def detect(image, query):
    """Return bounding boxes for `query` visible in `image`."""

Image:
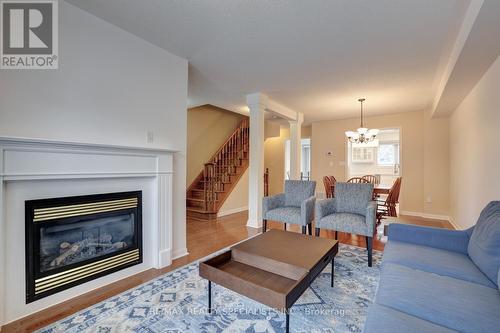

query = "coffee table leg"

[285,311,289,333]
[331,258,335,287]
[208,280,212,314]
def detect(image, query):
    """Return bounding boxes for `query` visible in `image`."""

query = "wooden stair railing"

[264,168,269,197]
[187,119,250,220]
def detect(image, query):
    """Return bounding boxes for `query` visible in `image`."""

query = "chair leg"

[308,223,312,235]
[315,227,320,237]
[283,223,286,231]
[335,231,338,240]
[301,226,306,234]
[366,236,373,267]
[262,219,267,233]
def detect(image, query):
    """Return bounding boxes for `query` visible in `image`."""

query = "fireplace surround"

[25,191,143,303]
[0,137,182,327]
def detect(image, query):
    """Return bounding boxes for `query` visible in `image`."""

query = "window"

[377,143,399,166]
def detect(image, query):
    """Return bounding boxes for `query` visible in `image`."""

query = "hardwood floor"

[2,211,452,332]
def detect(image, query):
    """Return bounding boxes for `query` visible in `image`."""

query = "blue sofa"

[364,201,500,333]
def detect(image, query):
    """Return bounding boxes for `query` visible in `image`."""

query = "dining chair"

[377,177,402,223]
[323,176,336,198]
[362,175,379,185]
[347,177,370,184]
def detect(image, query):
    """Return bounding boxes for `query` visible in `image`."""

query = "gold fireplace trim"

[33,198,138,222]
[35,249,140,294]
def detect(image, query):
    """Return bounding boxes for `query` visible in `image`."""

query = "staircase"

[186,118,250,220]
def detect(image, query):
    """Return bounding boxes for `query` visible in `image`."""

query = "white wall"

[0,1,188,270]
[218,169,249,217]
[449,55,500,228]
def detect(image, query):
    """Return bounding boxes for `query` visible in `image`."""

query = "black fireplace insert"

[25,191,142,303]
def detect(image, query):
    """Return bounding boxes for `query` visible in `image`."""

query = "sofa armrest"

[315,198,336,223]
[262,193,285,216]
[388,223,473,254]
[365,201,377,235]
[301,196,316,225]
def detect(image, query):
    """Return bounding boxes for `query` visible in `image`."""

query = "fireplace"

[25,191,143,303]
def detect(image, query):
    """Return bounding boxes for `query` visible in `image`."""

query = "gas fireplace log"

[87,241,127,249]
[50,243,82,267]
[50,240,128,267]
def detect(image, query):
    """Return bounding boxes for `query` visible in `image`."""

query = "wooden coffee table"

[199,229,339,332]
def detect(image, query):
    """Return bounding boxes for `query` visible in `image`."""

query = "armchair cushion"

[317,213,368,235]
[467,201,500,286]
[334,182,373,215]
[265,207,301,225]
[284,180,316,207]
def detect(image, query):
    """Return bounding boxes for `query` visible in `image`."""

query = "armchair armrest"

[388,223,473,254]
[365,201,377,235]
[301,196,316,225]
[315,198,336,222]
[262,193,285,216]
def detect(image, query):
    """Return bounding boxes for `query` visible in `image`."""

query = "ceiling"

[66,0,472,123]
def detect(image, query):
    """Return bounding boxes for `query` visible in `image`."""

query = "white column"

[289,112,304,180]
[246,93,267,228]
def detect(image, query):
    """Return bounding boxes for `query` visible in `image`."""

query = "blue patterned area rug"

[38,244,382,333]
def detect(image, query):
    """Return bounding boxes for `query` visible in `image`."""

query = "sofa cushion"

[383,241,495,288]
[318,213,368,235]
[284,180,315,207]
[363,303,456,333]
[264,207,301,225]
[375,263,500,333]
[334,182,373,215]
[468,201,500,286]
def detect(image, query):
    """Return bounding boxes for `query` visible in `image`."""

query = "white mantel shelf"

[0,137,175,326]
[0,136,179,153]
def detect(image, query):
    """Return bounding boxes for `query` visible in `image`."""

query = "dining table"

[373,184,391,195]
[330,183,391,196]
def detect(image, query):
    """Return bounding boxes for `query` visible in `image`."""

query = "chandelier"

[345,98,379,144]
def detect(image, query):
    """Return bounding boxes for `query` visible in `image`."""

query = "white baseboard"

[400,211,451,222]
[171,248,189,260]
[217,206,248,218]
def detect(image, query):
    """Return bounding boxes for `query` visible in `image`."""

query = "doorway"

[285,138,311,180]
[347,128,401,186]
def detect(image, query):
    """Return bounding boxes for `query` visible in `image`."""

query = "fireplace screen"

[39,213,136,272]
[26,191,142,303]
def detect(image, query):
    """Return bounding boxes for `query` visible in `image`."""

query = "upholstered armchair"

[315,182,377,266]
[262,180,316,235]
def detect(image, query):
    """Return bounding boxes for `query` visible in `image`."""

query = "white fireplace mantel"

[0,137,176,326]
